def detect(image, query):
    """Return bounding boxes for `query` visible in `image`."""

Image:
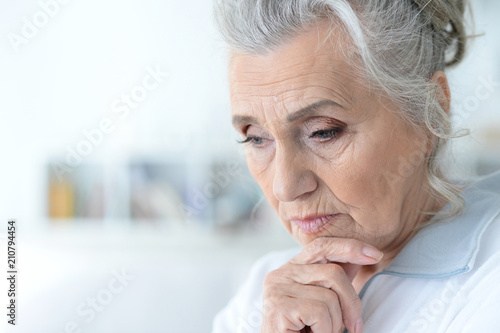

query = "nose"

[272,143,317,202]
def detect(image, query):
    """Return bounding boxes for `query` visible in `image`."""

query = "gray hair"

[214,0,470,220]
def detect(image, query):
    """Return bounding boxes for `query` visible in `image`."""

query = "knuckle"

[266,299,294,331]
[265,266,293,285]
[324,289,339,305]
[310,236,328,252]
[262,283,277,299]
[262,298,276,315]
[340,240,356,257]
[303,299,329,320]
[276,315,291,332]
[262,280,277,298]
[263,296,286,318]
[327,263,345,277]
[316,300,331,319]
[263,271,274,284]
[263,269,280,285]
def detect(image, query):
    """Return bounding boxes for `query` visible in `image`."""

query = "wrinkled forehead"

[228,22,364,118]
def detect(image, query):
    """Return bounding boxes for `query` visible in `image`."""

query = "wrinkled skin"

[229,21,450,333]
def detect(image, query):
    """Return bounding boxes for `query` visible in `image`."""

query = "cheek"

[321,127,408,217]
[246,153,278,208]
[333,121,427,226]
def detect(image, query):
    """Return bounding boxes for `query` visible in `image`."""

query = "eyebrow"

[231,99,343,127]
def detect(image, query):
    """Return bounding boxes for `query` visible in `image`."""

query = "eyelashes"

[237,136,264,145]
[309,127,344,141]
[237,126,344,146]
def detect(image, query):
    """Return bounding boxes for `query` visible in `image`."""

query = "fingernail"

[362,246,384,261]
[355,318,363,333]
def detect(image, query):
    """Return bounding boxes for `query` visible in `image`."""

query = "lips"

[289,214,340,235]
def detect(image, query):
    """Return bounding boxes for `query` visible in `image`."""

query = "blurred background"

[0,0,499,332]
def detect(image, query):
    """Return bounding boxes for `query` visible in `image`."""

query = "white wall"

[0,0,236,228]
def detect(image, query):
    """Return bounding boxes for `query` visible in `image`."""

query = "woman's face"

[229,23,433,252]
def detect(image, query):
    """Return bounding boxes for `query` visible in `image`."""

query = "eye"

[238,136,265,146]
[236,125,271,147]
[310,127,343,141]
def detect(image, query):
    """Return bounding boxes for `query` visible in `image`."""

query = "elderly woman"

[212,0,500,332]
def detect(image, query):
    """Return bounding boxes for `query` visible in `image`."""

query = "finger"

[292,298,340,333]
[264,296,336,333]
[301,298,342,333]
[286,263,362,333]
[291,237,384,265]
[271,282,341,332]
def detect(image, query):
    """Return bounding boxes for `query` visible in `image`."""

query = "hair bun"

[413,0,467,66]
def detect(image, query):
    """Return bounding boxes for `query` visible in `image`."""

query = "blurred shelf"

[23,217,298,254]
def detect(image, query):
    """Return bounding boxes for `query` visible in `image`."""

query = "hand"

[260,237,384,333]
